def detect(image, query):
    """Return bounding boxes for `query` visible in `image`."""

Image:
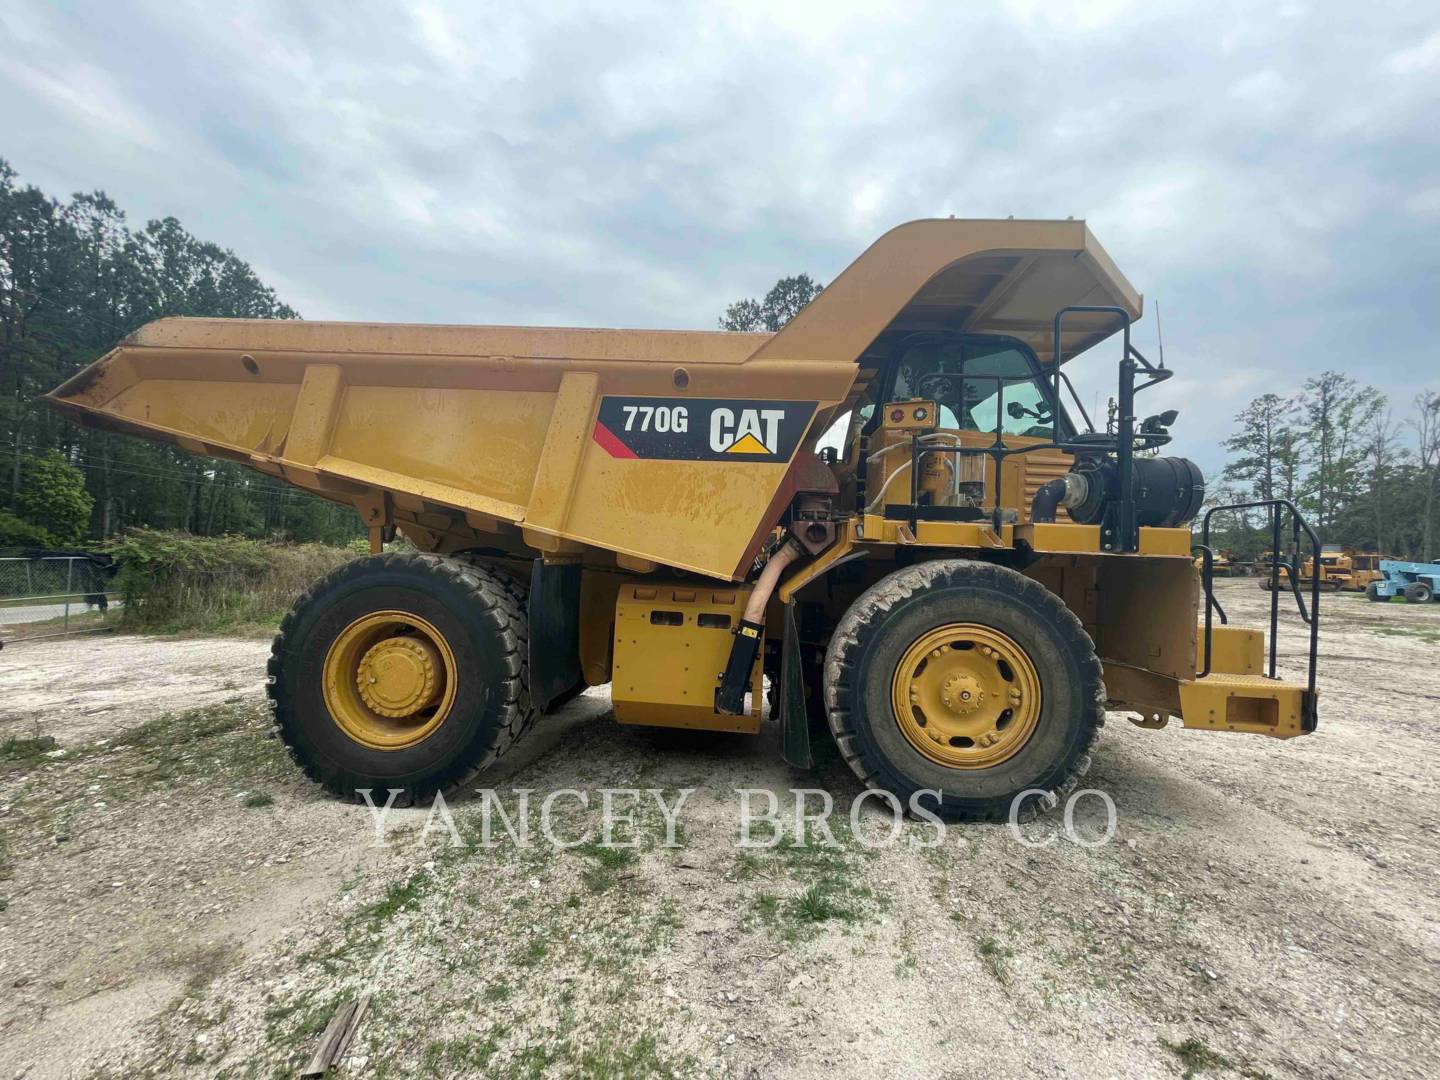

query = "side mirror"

[1006,401,1026,419]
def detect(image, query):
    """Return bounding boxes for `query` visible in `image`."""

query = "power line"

[0,283,138,337]
[0,447,330,503]
[3,280,293,331]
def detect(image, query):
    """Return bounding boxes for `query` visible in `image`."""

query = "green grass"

[483,980,513,1003]
[977,936,1014,984]
[356,872,428,928]
[262,991,354,1064]
[577,1033,680,1079]
[1158,1036,1275,1079]
[734,815,884,943]
[242,791,275,808]
[791,882,856,925]
[513,937,549,967]
[421,1032,503,1073]
[0,733,58,769]
[0,703,290,822]
[1373,624,1440,644]
[749,875,867,942]
[238,786,700,1076]
[201,818,696,1077]
[81,703,292,802]
[572,840,638,894]
[753,891,781,922]
[1161,1037,1227,1078]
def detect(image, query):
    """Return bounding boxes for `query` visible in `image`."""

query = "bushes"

[107,529,356,633]
[4,452,93,547]
[0,510,54,549]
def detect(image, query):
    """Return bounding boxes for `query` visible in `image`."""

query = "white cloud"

[0,56,161,150]
[1385,27,1440,74]
[1002,0,1140,32]
[1405,186,1440,220]
[1229,69,1297,114]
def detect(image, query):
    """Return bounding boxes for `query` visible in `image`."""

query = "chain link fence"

[0,554,123,643]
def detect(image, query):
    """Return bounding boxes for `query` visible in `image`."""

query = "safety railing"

[893,372,1029,536]
[1195,499,1320,731]
[869,305,1174,551]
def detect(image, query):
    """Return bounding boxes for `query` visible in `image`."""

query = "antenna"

[1155,300,1166,369]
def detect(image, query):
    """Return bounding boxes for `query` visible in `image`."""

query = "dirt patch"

[0,634,270,746]
[0,582,1437,1078]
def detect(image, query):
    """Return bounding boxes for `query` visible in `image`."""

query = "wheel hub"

[891,623,1042,770]
[356,636,442,718]
[322,611,457,750]
[939,672,985,716]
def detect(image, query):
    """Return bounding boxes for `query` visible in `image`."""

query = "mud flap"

[780,602,814,769]
[528,561,583,713]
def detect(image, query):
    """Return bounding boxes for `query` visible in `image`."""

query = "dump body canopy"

[47,219,1140,580]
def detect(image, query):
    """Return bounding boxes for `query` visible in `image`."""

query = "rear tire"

[268,553,536,804]
[1405,582,1433,603]
[824,560,1104,822]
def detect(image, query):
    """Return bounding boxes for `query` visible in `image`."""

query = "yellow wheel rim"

[890,623,1042,769]
[322,611,457,750]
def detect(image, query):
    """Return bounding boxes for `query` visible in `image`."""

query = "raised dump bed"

[48,219,1321,821]
[47,219,1130,580]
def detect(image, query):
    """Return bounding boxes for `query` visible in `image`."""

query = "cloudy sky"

[2,0,1437,471]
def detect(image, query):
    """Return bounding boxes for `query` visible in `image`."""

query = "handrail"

[871,306,1176,551]
[1198,499,1321,732]
[1052,305,1173,551]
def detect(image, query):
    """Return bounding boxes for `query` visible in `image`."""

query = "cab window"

[815,402,875,459]
[891,338,1064,439]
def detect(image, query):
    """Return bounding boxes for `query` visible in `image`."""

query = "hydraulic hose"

[742,538,802,624]
[719,538,804,715]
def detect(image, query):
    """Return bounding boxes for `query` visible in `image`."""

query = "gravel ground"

[0,581,1437,1079]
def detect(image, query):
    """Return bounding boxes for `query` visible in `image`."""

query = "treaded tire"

[1404,582,1432,603]
[268,553,536,804]
[823,559,1105,822]
[1366,582,1386,603]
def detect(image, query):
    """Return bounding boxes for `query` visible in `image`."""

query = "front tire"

[268,553,536,804]
[824,560,1104,822]
[1366,582,1386,603]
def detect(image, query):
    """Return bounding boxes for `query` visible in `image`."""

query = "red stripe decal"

[592,420,637,459]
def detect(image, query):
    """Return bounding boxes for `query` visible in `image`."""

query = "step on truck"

[47,219,1322,820]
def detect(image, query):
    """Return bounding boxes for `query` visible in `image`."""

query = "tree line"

[1215,375,1439,561]
[0,159,361,549]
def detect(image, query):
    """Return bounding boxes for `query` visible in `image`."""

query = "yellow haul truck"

[47,219,1321,820]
